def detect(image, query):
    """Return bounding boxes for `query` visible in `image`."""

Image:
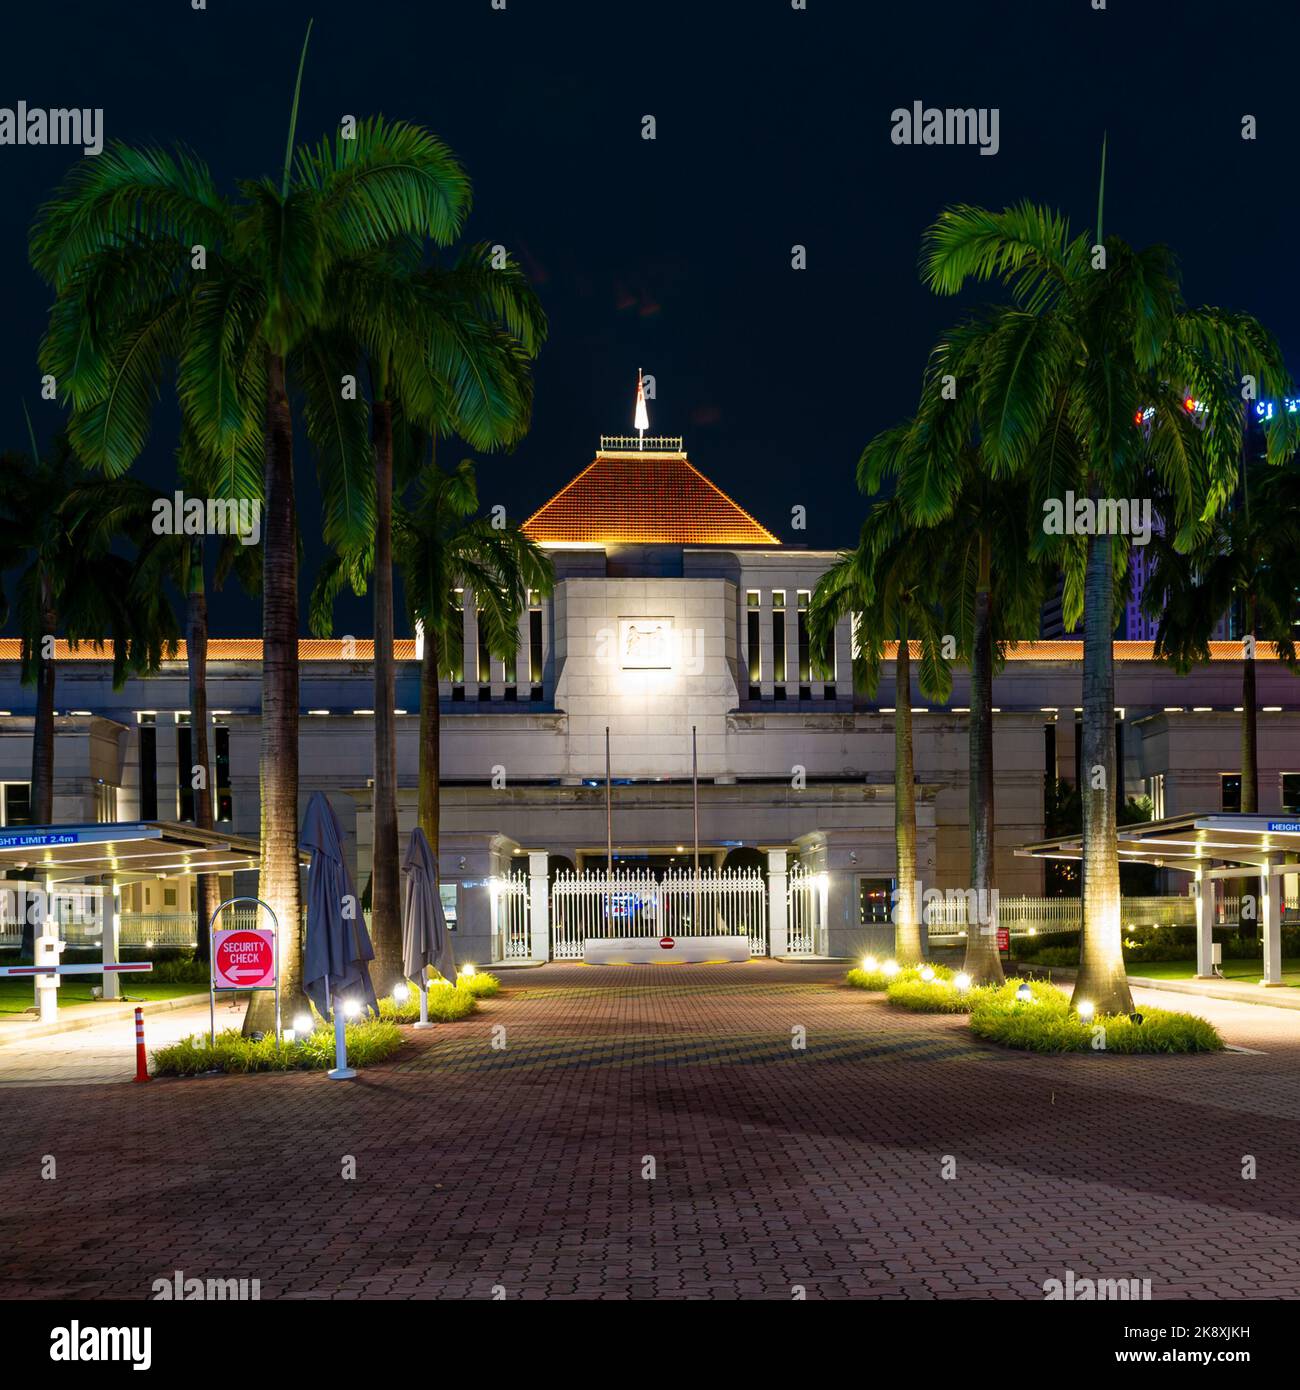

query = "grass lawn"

[1123,958,1300,988]
[0,976,206,1015]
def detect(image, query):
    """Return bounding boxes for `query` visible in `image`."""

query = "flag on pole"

[634,367,650,445]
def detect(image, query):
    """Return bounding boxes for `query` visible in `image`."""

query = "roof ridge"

[679,456,779,544]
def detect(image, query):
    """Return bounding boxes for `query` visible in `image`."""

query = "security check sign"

[212,929,277,991]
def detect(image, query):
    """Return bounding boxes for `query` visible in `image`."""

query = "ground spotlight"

[1076,1000,1095,1021]
[1015,982,1033,1003]
[393,982,410,1003]
[863,955,878,972]
[920,965,935,982]
[882,960,900,977]
[954,972,971,992]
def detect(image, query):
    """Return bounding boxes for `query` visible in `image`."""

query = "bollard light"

[1015,982,1033,1003]
[393,982,410,1004]
[955,972,971,993]
[1076,1000,1095,1021]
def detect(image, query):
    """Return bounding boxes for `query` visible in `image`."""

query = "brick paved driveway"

[2,961,1299,1300]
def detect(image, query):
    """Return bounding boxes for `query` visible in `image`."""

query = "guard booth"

[1017,813,1300,987]
[0,822,272,1012]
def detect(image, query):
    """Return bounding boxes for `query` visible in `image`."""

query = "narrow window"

[138,717,157,821]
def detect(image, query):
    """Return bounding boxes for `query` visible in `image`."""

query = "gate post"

[767,849,788,958]
[529,851,551,961]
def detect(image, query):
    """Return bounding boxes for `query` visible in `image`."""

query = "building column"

[767,849,788,958]
[529,850,550,962]
[102,876,121,1000]
[1193,866,1212,979]
[1263,867,1283,986]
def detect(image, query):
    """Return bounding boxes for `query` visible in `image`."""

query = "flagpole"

[605,726,613,931]
[692,725,700,928]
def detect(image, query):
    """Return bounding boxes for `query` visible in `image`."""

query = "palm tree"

[30,27,473,1017]
[1144,457,1300,812]
[918,162,1291,1013]
[864,414,1050,983]
[313,458,553,864]
[66,432,261,960]
[0,427,179,956]
[809,494,951,964]
[403,463,553,854]
[299,239,545,984]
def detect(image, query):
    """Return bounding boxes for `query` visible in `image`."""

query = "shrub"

[457,971,501,999]
[152,1019,404,1076]
[150,955,212,984]
[968,979,1223,1054]
[846,962,953,993]
[379,983,478,1024]
[887,975,983,1013]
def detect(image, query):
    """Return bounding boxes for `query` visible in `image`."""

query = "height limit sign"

[212,929,277,991]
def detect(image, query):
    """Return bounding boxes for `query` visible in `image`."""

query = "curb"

[1019,963,1300,1012]
[0,991,211,1047]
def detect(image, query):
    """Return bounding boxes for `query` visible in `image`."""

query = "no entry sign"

[212,929,277,991]
[659,936,674,950]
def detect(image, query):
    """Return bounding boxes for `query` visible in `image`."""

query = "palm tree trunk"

[963,537,1003,984]
[1241,596,1258,814]
[418,629,441,855]
[1241,594,1259,941]
[246,353,302,1033]
[186,541,219,965]
[23,597,57,959]
[369,398,402,990]
[31,589,57,826]
[1073,524,1132,1015]
[894,630,923,964]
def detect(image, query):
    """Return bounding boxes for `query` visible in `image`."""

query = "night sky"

[2,0,1296,634]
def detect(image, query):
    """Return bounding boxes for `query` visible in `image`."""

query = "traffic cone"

[132,1007,150,1084]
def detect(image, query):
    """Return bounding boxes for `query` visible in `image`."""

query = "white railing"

[491,876,532,961]
[787,865,824,955]
[925,895,1204,939]
[0,908,283,952]
[551,868,766,960]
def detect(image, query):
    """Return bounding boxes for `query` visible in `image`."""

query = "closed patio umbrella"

[402,827,457,1026]
[302,791,378,1025]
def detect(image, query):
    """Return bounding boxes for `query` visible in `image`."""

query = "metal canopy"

[0,821,292,883]
[1017,813,1300,875]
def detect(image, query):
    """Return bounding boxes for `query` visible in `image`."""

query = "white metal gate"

[551,867,767,960]
[787,864,824,955]
[492,875,532,960]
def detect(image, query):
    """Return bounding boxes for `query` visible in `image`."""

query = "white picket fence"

[551,867,767,960]
[923,894,1209,939]
[492,876,533,960]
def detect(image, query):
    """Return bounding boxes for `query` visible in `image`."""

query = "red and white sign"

[660,936,674,951]
[212,929,277,991]
[996,927,1010,953]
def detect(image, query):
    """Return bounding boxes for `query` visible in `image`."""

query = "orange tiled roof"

[521,452,779,545]
[0,639,419,662]
[0,638,1284,664]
